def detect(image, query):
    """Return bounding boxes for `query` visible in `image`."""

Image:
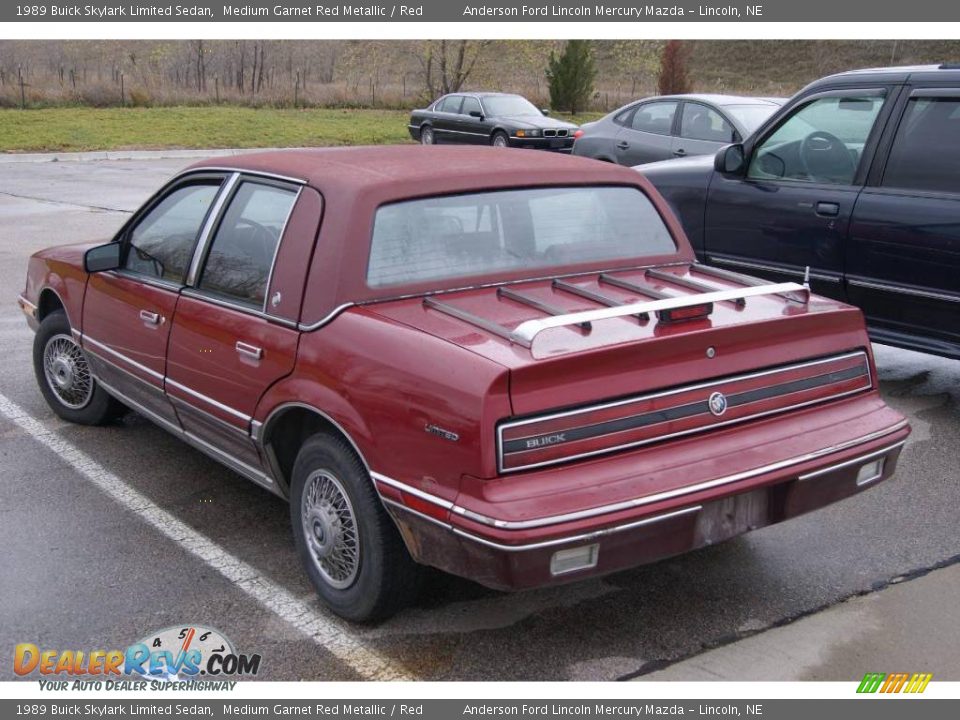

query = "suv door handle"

[673,149,687,157]
[616,141,629,150]
[816,202,840,217]
[139,310,160,325]
[235,341,262,361]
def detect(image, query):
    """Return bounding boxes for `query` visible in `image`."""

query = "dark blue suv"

[641,64,960,360]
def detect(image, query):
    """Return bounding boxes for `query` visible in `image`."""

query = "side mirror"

[84,242,121,273]
[541,108,551,116]
[714,144,746,176]
[469,110,484,120]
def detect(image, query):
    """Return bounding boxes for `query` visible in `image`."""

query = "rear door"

[673,101,738,159]
[432,95,464,142]
[847,88,960,355]
[704,88,895,300]
[81,174,226,429]
[165,176,306,478]
[615,100,678,165]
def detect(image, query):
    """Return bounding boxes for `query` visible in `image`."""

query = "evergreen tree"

[546,40,596,114]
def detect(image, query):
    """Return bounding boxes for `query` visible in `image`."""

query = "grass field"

[0,106,603,153]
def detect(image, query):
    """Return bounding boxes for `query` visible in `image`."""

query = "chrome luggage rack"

[423,264,811,351]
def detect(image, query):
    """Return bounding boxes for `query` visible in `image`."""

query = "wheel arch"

[37,287,67,322]
[259,401,376,500]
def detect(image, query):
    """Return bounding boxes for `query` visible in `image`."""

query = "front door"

[81,175,226,429]
[165,177,302,478]
[704,89,892,300]
[847,88,960,356]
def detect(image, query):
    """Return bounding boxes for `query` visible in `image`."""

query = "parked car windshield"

[367,186,677,288]
[482,95,541,117]
[724,104,780,134]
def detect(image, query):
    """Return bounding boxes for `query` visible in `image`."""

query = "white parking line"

[0,391,413,681]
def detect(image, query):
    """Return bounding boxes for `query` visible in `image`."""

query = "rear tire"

[290,433,422,622]
[420,125,435,145]
[32,310,126,425]
[491,131,510,148]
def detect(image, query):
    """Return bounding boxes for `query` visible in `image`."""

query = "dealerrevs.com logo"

[14,625,261,689]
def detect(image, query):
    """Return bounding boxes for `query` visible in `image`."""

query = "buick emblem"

[708,392,728,417]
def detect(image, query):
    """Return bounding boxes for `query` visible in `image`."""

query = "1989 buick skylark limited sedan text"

[18,147,909,621]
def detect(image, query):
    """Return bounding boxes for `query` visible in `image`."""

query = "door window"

[437,96,463,113]
[461,96,482,116]
[630,102,678,136]
[680,104,736,143]
[124,183,220,283]
[748,94,885,184]
[197,182,298,309]
[883,96,960,194]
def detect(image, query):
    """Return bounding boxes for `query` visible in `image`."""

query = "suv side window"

[680,103,736,143]
[124,182,220,283]
[197,181,298,308]
[631,102,677,135]
[883,95,960,194]
[748,94,885,185]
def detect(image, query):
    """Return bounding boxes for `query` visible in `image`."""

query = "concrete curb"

[0,147,312,164]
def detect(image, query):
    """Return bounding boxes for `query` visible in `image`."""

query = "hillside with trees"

[1,39,958,111]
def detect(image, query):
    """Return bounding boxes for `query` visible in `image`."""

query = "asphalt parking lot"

[1,153,958,682]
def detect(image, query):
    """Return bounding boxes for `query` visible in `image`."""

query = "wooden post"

[120,73,125,106]
[295,71,300,107]
[215,75,220,103]
[19,65,26,109]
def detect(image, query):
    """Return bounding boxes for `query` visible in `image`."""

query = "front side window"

[748,94,885,185]
[197,182,298,308]
[630,102,678,136]
[367,186,677,288]
[883,96,960,194]
[124,183,220,283]
[461,97,482,116]
[680,104,736,143]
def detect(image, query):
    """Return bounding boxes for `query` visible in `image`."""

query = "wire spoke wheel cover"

[43,334,94,410]
[301,470,361,589]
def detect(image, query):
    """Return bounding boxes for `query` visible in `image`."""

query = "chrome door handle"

[616,141,629,150]
[235,341,262,360]
[673,149,687,157]
[816,201,840,217]
[139,310,160,325]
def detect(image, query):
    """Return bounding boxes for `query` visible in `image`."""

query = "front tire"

[290,433,422,622]
[32,310,125,425]
[419,125,435,145]
[491,131,510,148]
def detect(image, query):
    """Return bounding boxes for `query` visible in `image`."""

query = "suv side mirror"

[541,108,551,116]
[84,242,121,273]
[469,110,484,120]
[715,143,747,176]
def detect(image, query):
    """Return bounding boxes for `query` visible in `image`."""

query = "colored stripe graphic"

[857,672,932,693]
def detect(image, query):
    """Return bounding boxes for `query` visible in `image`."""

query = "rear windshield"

[366,186,676,288]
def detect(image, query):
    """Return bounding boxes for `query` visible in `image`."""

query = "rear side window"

[125,183,220,283]
[631,102,678,136]
[367,186,677,288]
[680,104,736,143]
[437,96,463,113]
[883,96,960,194]
[198,182,298,308]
